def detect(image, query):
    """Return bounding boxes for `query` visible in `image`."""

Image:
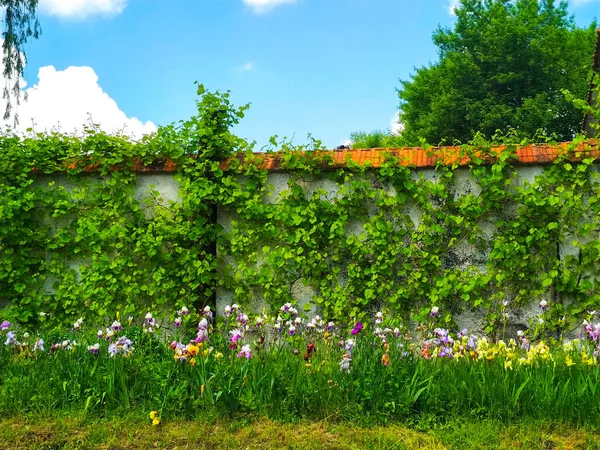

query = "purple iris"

[0,321,11,331]
[434,328,453,345]
[584,321,600,341]
[351,322,363,335]
[438,346,454,359]
[4,331,18,346]
[195,328,209,343]
[467,335,477,350]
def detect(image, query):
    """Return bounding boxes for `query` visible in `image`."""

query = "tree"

[398,0,597,145]
[1,0,40,121]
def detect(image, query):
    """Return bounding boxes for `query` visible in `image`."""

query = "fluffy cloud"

[391,113,404,135]
[9,65,155,139]
[240,62,254,72]
[39,0,127,19]
[243,0,296,13]
[448,0,460,15]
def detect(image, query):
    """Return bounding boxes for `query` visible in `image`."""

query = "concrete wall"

[215,163,600,336]
[29,162,599,335]
[32,173,181,293]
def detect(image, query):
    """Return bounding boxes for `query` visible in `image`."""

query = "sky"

[8,0,600,148]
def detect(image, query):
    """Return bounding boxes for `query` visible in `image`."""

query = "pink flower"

[229,329,243,349]
[237,344,252,359]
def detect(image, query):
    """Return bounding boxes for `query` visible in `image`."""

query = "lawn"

[1,417,599,449]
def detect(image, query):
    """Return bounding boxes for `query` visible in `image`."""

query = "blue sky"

[17,0,600,148]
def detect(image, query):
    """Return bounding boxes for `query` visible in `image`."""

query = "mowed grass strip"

[0,418,442,450]
[1,418,600,450]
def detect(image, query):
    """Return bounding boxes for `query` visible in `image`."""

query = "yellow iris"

[565,355,575,367]
[187,344,200,356]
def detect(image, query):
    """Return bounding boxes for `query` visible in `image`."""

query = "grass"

[0,417,599,450]
[5,317,600,448]
[4,335,600,427]
[4,324,600,428]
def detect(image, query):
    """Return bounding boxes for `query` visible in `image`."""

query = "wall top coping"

[34,140,599,174]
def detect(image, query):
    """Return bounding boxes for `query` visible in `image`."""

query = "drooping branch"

[1,0,40,123]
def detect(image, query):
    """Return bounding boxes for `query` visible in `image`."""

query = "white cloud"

[243,0,296,13]
[448,0,460,15]
[390,113,404,135]
[39,0,127,19]
[240,62,254,71]
[8,65,155,139]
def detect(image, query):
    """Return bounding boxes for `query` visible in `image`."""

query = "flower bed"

[2,305,600,426]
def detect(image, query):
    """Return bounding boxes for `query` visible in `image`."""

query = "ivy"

[1,85,600,339]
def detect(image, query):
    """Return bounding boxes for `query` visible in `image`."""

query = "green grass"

[3,329,600,427]
[0,417,599,450]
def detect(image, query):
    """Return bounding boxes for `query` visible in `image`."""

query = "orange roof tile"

[30,141,599,174]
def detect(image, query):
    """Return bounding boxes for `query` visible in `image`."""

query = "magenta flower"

[229,329,243,348]
[0,320,11,331]
[351,322,363,335]
[237,344,252,359]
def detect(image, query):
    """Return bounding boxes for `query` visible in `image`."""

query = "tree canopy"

[398,0,597,145]
[1,0,40,121]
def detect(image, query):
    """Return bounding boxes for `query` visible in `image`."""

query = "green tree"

[1,0,40,121]
[398,0,597,145]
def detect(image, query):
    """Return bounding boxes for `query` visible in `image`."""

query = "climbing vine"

[1,84,600,339]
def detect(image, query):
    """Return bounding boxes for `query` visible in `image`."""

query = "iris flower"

[237,344,252,359]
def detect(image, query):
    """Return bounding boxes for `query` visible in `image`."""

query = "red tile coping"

[31,141,600,174]
[249,141,599,171]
